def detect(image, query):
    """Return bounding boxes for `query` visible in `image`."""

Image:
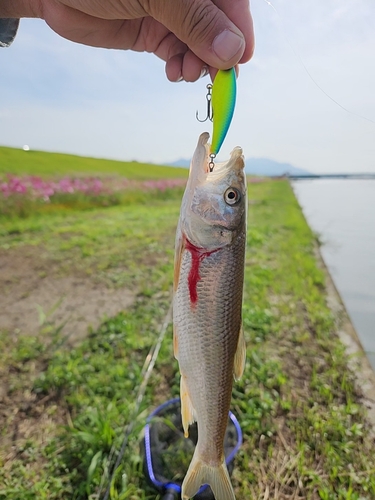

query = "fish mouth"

[189,132,244,184]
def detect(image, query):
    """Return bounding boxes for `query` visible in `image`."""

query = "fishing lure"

[196,68,237,171]
[211,68,237,157]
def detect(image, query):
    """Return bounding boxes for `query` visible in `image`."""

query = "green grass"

[0,146,188,179]
[0,199,179,288]
[1,178,374,499]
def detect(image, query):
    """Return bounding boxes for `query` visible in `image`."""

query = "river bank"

[292,178,375,370]
[290,179,375,428]
[1,176,375,499]
[314,244,375,429]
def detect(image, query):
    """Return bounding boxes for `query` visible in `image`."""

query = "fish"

[173,132,247,500]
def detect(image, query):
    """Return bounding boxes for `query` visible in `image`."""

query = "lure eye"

[224,187,241,206]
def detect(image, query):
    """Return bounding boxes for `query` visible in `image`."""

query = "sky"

[1,0,374,173]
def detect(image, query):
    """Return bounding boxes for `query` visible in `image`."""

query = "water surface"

[292,179,375,369]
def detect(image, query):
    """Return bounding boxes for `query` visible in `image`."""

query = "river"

[292,179,375,370]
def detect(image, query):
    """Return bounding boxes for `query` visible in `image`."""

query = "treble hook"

[196,84,213,122]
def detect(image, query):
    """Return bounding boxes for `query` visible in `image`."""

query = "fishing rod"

[98,304,173,500]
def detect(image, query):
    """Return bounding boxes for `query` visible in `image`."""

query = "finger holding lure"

[196,68,237,171]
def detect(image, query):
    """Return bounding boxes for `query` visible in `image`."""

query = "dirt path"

[0,245,135,344]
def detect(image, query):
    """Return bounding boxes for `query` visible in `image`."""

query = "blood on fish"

[185,238,218,306]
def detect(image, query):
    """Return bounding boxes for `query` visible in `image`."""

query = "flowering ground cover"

[0,175,187,200]
[0,174,186,217]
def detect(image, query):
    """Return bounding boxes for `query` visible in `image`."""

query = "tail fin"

[181,451,236,500]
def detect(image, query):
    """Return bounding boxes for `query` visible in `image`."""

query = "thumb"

[144,0,246,69]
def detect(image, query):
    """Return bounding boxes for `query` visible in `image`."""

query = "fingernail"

[200,66,209,79]
[213,30,245,63]
[176,73,184,82]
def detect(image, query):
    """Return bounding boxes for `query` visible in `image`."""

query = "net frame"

[143,397,243,498]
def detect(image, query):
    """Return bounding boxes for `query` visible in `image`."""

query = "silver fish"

[173,132,247,500]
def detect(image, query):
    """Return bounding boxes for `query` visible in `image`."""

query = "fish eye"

[224,187,241,206]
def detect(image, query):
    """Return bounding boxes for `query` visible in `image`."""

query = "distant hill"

[166,158,191,168]
[167,157,311,177]
[245,158,310,177]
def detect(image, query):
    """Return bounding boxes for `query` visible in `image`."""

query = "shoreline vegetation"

[1,146,375,499]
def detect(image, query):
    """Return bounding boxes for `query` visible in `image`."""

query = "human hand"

[3,0,254,82]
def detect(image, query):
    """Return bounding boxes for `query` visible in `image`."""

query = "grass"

[0,199,179,288]
[0,146,188,179]
[1,169,374,499]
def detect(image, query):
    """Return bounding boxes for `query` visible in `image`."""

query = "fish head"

[180,132,247,250]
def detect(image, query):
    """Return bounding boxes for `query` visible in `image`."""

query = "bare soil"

[0,245,135,344]
[0,244,136,464]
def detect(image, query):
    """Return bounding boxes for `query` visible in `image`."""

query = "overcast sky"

[1,0,374,173]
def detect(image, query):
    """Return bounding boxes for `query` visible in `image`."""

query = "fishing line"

[260,0,375,126]
[98,301,173,500]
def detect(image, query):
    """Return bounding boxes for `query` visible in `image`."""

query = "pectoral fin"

[174,227,185,292]
[180,375,196,438]
[233,324,246,381]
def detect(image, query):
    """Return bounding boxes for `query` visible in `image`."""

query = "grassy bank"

[0,146,188,179]
[0,147,187,218]
[1,176,374,499]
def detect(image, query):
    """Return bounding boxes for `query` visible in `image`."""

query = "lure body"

[210,68,237,157]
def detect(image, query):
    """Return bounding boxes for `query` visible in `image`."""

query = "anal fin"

[180,375,196,437]
[233,324,246,381]
[173,325,179,359]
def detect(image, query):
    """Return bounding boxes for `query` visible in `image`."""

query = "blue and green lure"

[210,67,237,158]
